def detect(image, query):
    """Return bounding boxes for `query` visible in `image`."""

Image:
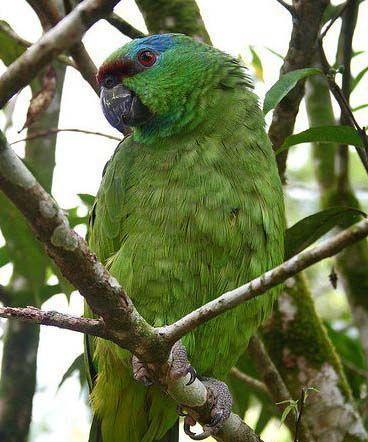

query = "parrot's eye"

[137,50,157,67]
[102,75,118,89]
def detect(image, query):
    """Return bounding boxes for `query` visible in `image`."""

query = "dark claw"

[207,411,223,428]
[188,431,212,441]
[184,416,212,440]
[184,420,196,438]
[186,367,197,386]
[176,405,187,417]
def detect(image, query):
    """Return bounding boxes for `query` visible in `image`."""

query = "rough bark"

[268,0,329,180]
[262,274,367,441]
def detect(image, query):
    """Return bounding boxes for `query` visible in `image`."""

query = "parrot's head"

[97,34,252,141]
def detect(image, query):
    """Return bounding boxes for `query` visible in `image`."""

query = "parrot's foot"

[132,355,153,386]
[132,341,196,387]
[183,377,232,440]
[168,341,196,385]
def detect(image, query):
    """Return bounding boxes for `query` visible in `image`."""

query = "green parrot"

[86,33,285,442]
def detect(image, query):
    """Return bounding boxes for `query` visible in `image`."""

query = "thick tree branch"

[0,0,120,108]
[0,21,76,68]
[268,0,329,180]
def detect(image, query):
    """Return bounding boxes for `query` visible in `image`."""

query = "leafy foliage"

[276,125,364,155]
[0,21,25,66]
[58,353,87,390]
[263,68,321,115]
[285,207,366,259]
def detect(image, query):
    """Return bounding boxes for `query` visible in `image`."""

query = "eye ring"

[137,49,157,67]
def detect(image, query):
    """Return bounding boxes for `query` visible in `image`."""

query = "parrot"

[86,33,285,442]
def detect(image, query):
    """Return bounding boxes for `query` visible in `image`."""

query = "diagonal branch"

[0,0,121,108]
[26,0,99,94]
[0,21,76,68]
[162,216,368,342]
[106,13,146,38]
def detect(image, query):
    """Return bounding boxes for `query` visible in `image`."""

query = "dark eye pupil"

[103,76,115,88]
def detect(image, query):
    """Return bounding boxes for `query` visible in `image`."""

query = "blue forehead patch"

[127,34,180,56]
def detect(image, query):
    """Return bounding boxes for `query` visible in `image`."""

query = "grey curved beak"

[100,84,133,135]
[100,84,152,135]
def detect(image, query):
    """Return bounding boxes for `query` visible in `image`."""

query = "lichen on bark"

[262,274,367,441]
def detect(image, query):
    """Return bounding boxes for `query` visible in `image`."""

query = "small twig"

[230,367,269,396]
[320,0,351,40]
[0,306,107,337]
[10,128,121,145]
[106,13,146,39]
[248,337,314,442]
[318,41,368,173]
[294,388,307,442]
[275,0,298,17]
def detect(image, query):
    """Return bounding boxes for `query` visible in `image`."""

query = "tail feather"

[157,420,179,442]
[88,415,103,442]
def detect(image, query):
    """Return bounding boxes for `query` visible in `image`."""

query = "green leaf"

[352,66,368,92]
[78,193,95,209]
[285,207,366,259]
[0,21,26,66]
[58,353,86,390]
[249,46,264,82]
[352,104,368,112]
[276,125,364,155]
[279,402,297,426]
[263,68,321,115]
[0,246,9,268]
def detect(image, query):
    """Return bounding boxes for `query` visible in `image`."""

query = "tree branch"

[318,42,368,172]
[268,0,329,181]
[230,367,269,396]
[0,21,76,68]
[106,13,146,38]
[275,0,297,17]
[248,336,314,442]
[0,0,120,108]
[163,215,368,343]
[10,128,121,145]
[0,306,107,337]
[26,0,99,94]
